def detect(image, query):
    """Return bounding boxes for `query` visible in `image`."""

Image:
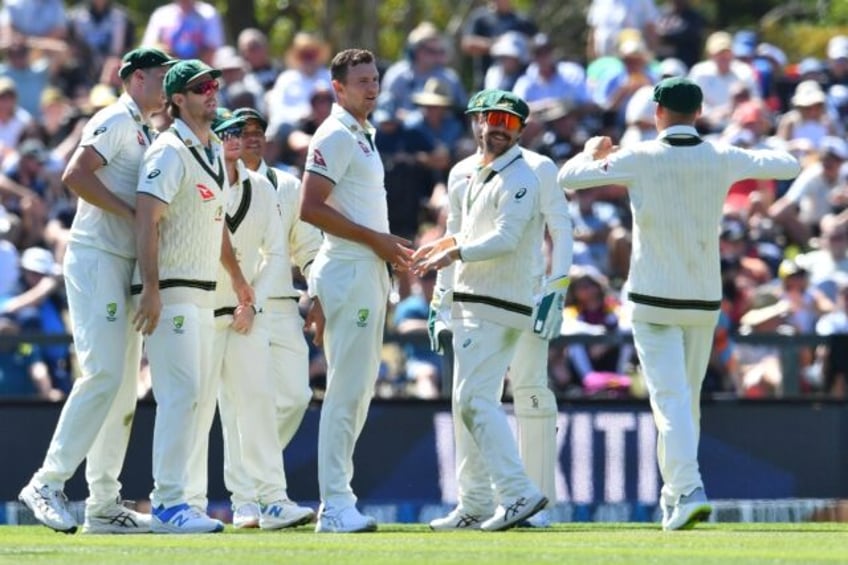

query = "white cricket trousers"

[222,298,313,507]
[34,244,141,510]
[451,317,538,513]
[145,302,214,509]
[632,319,717,507]
[310,256,389,509]
[187,314,286,509]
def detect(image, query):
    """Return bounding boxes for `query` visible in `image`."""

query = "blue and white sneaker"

[259,499,315,530]
[151,503,224,534]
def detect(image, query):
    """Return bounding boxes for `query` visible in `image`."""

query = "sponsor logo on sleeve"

[311,149,327,169]
[147,169,161,179]
[514,187,527,200]
[93,126,107,136]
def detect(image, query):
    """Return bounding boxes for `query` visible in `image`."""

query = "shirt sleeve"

[558,150,637,191]
[80,113,129,165]
[304,127,352,185]
[138,143,183,204]
[252,179,287,308]
[278,175,323,278]
[537,158,573,279]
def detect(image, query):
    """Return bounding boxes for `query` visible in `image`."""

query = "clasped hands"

[411,235,460,276]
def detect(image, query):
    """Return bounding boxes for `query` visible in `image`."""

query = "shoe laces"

[454,513,481,527]
[503,497,528,520]
[36,485,70,517]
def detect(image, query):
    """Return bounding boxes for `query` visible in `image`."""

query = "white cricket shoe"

[480,492,548,532]
[18,482,77,534]
[82,498,151,534]
[151,503,224,534]
[524,509,552,528]
[259,499,315,530]
[429,508,491,531]
[315,504,377,533]
[232,502,260,529]
[663,488,712,531]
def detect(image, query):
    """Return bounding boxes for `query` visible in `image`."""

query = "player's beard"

[483,131,514,157]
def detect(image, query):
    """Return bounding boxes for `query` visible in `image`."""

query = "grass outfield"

[2,523,848,564]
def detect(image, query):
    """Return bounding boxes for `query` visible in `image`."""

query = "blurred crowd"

[2,0,848,402]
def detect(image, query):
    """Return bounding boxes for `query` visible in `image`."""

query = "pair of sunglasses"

[219,127,243,140]
[185,79,220,96]
[483,110,523,131]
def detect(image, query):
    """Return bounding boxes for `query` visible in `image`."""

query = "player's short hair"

[330,49,375,83]
[168,101,182,120]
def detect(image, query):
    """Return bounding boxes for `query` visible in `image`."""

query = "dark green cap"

[118,47,176,80]
[233,107,268,130]
[164,59,222,99]
[465,89,497,114]
[483,90,530,122]
[652,77,703,114]
[211,107,246,134]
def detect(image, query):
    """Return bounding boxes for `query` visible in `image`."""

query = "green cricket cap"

[482,90,530,122]
[233,107,268,130]
[465,89,497,114]
[653,77,703,114]
[164,59,222,99]
[118,47,177,80]
[211,107,246,134]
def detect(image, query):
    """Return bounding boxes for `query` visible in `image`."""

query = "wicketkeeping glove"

[428,288,452,354]
[531,276,569,340]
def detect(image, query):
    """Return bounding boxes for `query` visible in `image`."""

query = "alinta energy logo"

[106,302,118,322]
[172,315,186,334]
[356,308,369,328]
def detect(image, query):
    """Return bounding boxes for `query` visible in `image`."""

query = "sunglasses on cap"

[185,79,220,96]
[483,110,523,131]
[219,127,243,140]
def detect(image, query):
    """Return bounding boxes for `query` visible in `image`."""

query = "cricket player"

[558,77,800,530]
[227,106,322,528]
[299,48,413,533]
[18,48,175,535]
[133,60,253,534]
[428,89,573,530]
[414,91,548,532]
[182,108,314,529]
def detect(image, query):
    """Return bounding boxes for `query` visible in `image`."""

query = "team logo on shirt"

[172,316,185,334]
[514,187,527,200]
[356,308,370,328]
[196,183,216,201]
[93,126,107,136]
[147,169,161,179]
[136,131,146,146]
[106,302,118,322]
[357,140,371,155]
[311,149,328,169]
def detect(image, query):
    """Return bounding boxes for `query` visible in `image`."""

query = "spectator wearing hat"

[655,0,705,69]
[267,32,332,137]
[0,37,51,120]
[752,43,788,112]
[795,214,848,300]
[770,136,848,245]
[513,33,591,112]
[460,0,538,89]
[825,35,848,89]
[776,258,833,340]
[382,22,466,121]
[483,31,530,91]
[559,76,800,529]
[529,100,583,164]
[237,28,283,94]
[0,77,31,161]
[585,0,659,60]
[141,0,223,64]
[689,31,762,133]
[735,289,794,398]
[212,46,264,115]
[406,78,464,172]
[593,35,658,132]
[776,79,840,155]
[68,0,134,85]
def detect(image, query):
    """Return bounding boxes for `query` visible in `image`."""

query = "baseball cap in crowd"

[490,31,530,64]
[0,77,16,97]
[732,30,757,59]
[483,90,530,122]
[819,136,848,161]
[118,47,176,80]
[756,43,787,69]
[233,107,268,130]
[652,77,703,114]
[211,107,245,134]
[164,59,222,99]
[705,31,732,56]
[827,35,848,61]
[411,77,454,108]
[798,57,826,77]
[19,138,48,163]
[658,57,688,79]
[20,247,59,276]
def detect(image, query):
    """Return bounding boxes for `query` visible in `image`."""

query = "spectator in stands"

[567,183,623,274]
[776,80,840,156]
[0,37,51,119]
[592,35,658,133]
[237,28,281,94]
[513,33,590,110]
[689,31,761,133]
[405,78,463,176]
[620,82,659,147]
[828,84,848,133]
[460,0,537,89]
[753,43,788,113]
[3,139,56,248]
[0,0,66,41]
[795,214,848,298]
[0,77,31,163]
[381,22,466,120]
[777,258,833,335]
[0,246,71,395]
[825,35,848,89]
[736,290,793,397]
[141,0,224,63]
[769,136,848,245]
[68,0,134,85]
[815,277,848,398]
[278,83,334,175]
[0,315,64,400]
[529,100,583,165]
[266,32,332,141]
[483,31,530,91]
[213,46,263,114]
[654,0,705,69]
[585,0,659,60]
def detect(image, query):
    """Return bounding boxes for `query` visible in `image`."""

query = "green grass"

[2,523,848,564]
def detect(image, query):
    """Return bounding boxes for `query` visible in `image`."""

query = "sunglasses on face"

[484,110,523,131]
[219,127,243,140]
[185,79,220,96]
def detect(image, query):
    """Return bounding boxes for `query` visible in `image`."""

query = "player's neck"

[180,114,212,146]
[242,156,261,171]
